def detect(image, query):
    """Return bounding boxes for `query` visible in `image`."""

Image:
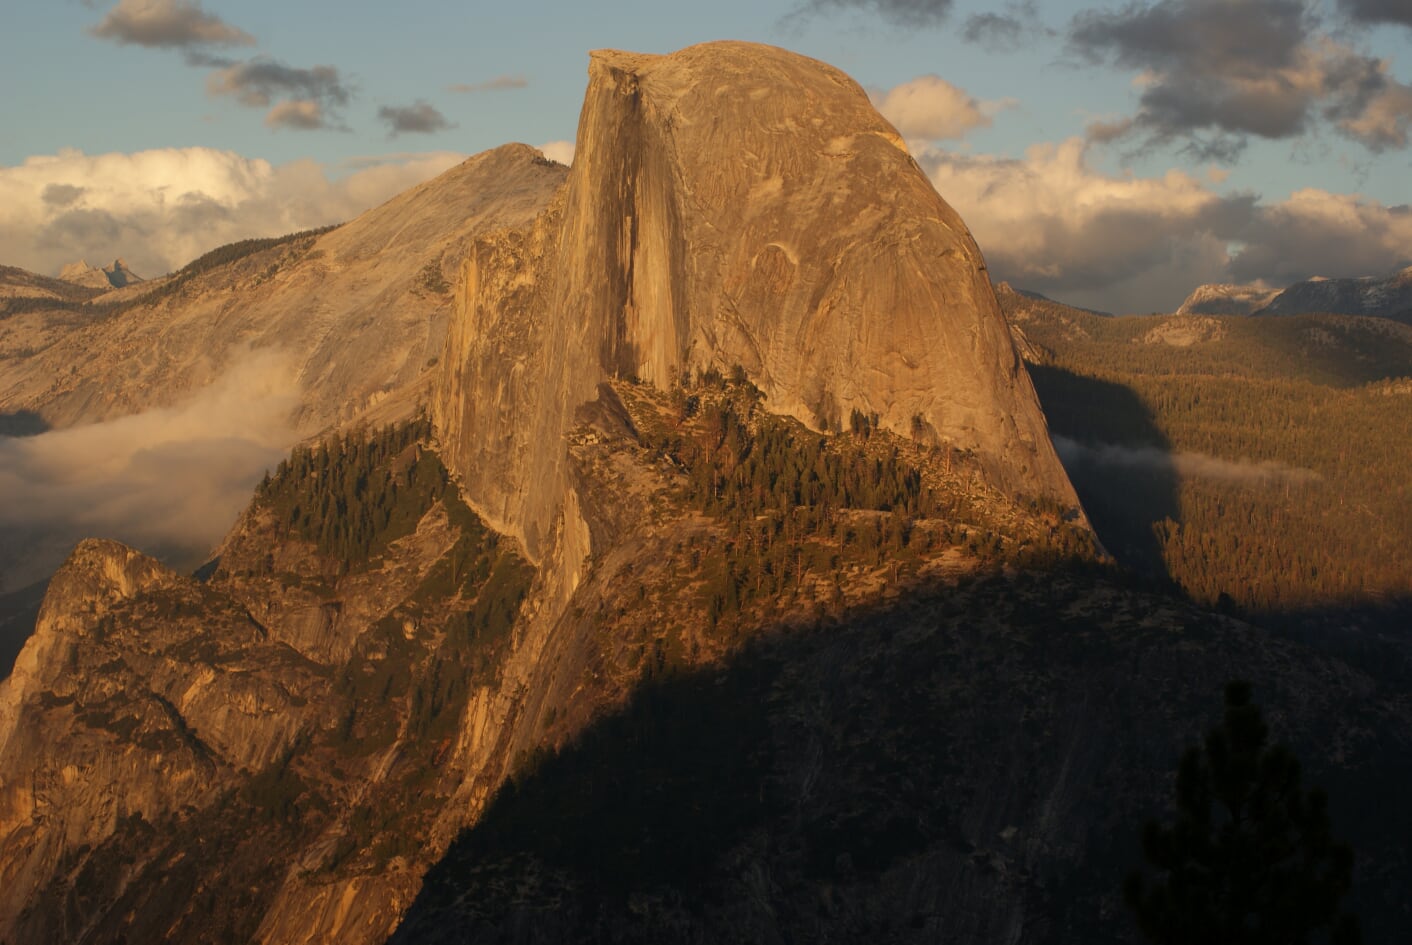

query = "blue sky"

[3,0,1410,313]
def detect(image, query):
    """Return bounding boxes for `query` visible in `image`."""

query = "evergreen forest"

[1003,289,1412,638]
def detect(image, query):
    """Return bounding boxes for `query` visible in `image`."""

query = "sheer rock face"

[435,41,1079,562]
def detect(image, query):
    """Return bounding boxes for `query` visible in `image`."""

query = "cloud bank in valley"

[1053,435,1319,485]
[0,146,465,278]
[0,350,300,591]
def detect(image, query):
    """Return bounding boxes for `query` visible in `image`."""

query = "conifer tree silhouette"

[1124,681,1360,945]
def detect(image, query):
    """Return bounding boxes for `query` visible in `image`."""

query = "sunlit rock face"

[0,539,324,941]
[1,144,567,437]
[434,41,1079,563]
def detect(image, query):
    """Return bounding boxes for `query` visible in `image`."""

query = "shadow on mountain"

[389,571,1412,945]
[1027,364,1412,674]
[0,578,47,680]
[1028,365,1178,583]
[0,410,48,438]
[1252,596,1412,690]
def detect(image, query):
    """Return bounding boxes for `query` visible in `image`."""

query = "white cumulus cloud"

[1226,187,1412,287]
[0,147,465,278]
[918,137,1235,312]
[537,140,575,165]
[872,75,1013,143]
[915,137,1412,313]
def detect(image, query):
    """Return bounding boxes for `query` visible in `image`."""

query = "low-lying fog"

[0,350,299,592]
[1053,434,1319,484]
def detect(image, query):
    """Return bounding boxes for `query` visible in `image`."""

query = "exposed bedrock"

[434,41,1080,565]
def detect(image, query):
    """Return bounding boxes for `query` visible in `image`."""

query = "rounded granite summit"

[436,41,1081,559]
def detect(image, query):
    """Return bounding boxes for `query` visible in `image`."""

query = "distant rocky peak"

[1258,266,1412,323]
[1175,282,1278,317]
[106,258,141,285]
[57,259,92,282]
[57,257,143,289]
[1176,266,1412,324]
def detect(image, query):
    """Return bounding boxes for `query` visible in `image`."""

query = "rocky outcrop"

[0,452,518,945]
[435,41,1079,562]
[0,540,178,761]
[0,540,328,942]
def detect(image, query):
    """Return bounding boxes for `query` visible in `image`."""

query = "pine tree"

[1124,681,1360,945]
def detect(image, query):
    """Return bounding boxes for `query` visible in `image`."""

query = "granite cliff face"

[434,41,1078,561]
[0,539,326,941]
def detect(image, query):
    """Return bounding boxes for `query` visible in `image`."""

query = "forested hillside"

[1000,285,1412,638]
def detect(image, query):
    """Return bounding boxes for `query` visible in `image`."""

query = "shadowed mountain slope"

[389,570,1412,945]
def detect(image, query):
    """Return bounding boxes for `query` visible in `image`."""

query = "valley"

[0,37,1409,945]
[1003,285,1412,646]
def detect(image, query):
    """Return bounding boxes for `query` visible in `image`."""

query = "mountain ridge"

[0,144,567,436]
[1175,266,1412,322]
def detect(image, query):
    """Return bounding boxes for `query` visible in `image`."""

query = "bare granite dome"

[434,41,1080,562]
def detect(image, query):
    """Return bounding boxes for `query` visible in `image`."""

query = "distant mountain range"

[1176,266,1412,322]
